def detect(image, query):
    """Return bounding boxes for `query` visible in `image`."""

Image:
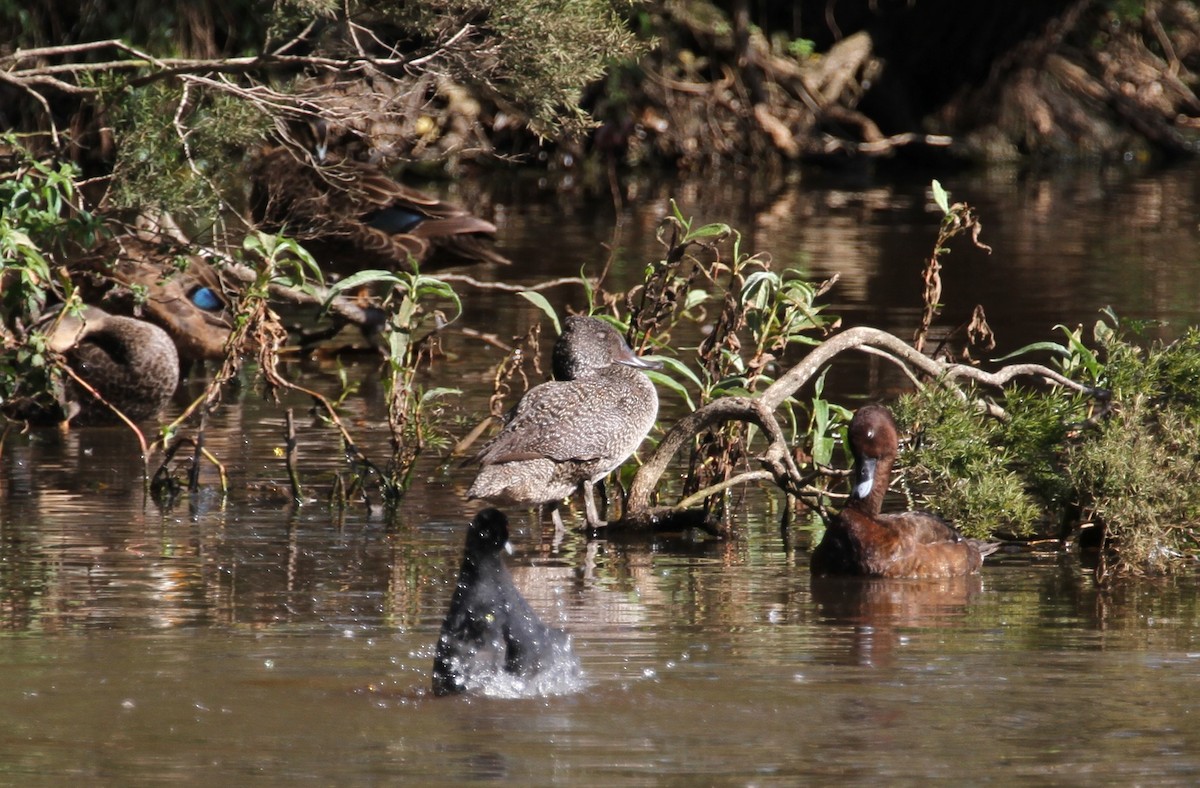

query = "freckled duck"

[248,120,508,270]
[467,315,661,529]
[6,305,180,426]
[433,508,578,696]
[811,404,999,579]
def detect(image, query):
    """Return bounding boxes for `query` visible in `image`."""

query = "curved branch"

[438,274,592,293]
[674,469,776,509]
[760,326,1096,410]
[628,395,800,512]
[624,325,1101,526]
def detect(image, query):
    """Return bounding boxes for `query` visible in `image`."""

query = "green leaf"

[652,354,704,391]
[992,341,1070,363]
[518,291,561,335]
[931,179,950,215]
[413,275,463,324]
[420,387,462,405]
[327,269,404,294]
[683,289,709,311]
[1055,324,1101,378]
[687,222,732,240]
[741,270,779,311]
[643,369,695,411]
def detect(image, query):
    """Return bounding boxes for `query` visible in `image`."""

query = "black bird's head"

[465,508,513,559]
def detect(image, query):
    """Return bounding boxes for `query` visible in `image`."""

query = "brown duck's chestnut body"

[811,404,998,579]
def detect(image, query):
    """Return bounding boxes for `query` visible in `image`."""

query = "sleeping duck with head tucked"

[3,232,233,427]
[811,404,999,579]
[3,304,180,427]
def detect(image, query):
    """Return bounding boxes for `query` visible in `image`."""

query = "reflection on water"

[3,163,1200,782]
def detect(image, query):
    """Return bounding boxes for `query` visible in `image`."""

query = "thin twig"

[285,408,303,503]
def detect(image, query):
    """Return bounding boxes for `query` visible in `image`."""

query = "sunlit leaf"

[683,289,709,311]
[651,355,704,390]
[643,369,695,411]
[931,179,950,215]
[687,222,731,240]
[518,290,561,335]
[328,269,404,294]
[420,387,462,404]
[992,341,1069,363]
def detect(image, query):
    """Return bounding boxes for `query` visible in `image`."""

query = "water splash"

[455,635,586,699]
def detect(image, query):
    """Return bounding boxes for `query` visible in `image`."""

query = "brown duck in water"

[248,121,508,271]
[811,404,999,579]
[5,305,180,426]
[74,234,233,367]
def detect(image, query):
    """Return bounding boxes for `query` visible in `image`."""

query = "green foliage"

[0,145,102,322]
[243,231,324,293]
[1066,322,1200,576]
[387,0,645,135]
[786,38,815,60]
[0,146,103,418]
[0,314,70,422]
[111,85,270,220]
[930,179,951,215]
[518,290,562,335]
[619,202,840,510]
[326,267,463,498]
[891,305,1200,574]
[893,387,1047,539]
[490,0,644,134]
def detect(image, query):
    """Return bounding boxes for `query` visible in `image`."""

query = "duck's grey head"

[551,315,663,380]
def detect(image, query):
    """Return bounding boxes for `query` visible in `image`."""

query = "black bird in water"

[433,508,578,696]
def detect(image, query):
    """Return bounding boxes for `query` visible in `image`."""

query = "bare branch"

[628,395,801,513]
[760,326,1094,411]
[623,325,1100,527]
[438,274,592,293]
[409,24,476,69]
[0,72,61,144]
[674,469,776,509]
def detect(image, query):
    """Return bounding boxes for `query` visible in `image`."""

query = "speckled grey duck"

[467,316,660,529]
[11,305,180,426]
[811,404,999,579]
[248,121,508,271]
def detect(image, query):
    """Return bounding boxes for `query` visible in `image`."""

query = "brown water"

[2,162,1200,784]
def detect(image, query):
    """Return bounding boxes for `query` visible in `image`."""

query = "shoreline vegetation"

[3,1,1200,581]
